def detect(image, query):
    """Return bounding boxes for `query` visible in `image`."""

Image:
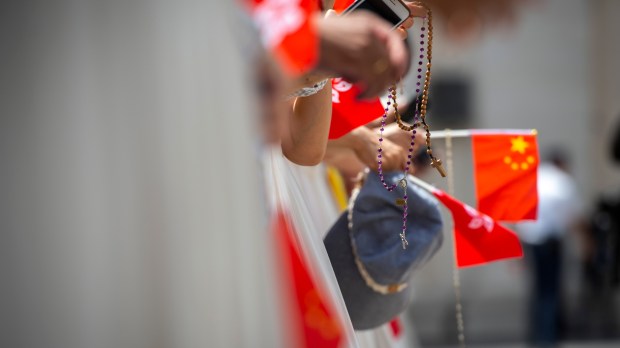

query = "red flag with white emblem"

[329,78,384,139]
[248,0,319,75]
[472,132,539,222]
[431,189,524,268]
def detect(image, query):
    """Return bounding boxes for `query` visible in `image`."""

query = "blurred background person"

[518,149,583,347]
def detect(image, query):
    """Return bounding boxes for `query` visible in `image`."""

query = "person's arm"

[281,78,333,166]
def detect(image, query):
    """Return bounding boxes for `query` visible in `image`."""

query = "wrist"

[350,127,373,152]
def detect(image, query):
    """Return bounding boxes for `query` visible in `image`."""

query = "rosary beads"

[376,2,446,249]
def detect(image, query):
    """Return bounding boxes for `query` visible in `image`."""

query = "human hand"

[315,12,409,99]
[380,123,426,150]
[395,2,427,39]
[380,123,426,174]
[351,127,407,172]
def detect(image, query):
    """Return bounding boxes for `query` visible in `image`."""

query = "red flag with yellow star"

[472,132,539,222]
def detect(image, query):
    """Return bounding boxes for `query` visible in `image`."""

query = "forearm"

[327,126,370,151]
[281,80,333,165]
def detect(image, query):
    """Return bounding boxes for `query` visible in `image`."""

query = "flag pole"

[445,130,467,348]
[406,174,437,193]
[430,129,537,139]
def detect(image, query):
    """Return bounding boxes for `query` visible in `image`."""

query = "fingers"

[357,15,401,99]
[357,58,394,99]
[396,27,408,40]
[383,29,409,81]
[316,11,408,100]
[357,17,408,99]
[396,16,413,40]
[378,139,406,172]
[383,151,407,171]
[405,2,427,18]
[399,17,414,31]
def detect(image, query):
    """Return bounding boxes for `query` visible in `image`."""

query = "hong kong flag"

[472,132,539,222]
[248,0,319,75]
[273,209,344,348]
[431,189,524,268]
[329,78,384,139]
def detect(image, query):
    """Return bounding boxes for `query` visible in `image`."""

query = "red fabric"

[472,133,539,222]
[273,209,344,348]
[329,78,384,139]
[432,189,524,268]
[333,0,354,13]
[248,0,319,75]
[388,318,403,338]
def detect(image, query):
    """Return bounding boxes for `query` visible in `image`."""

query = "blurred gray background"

[407,0,620,346]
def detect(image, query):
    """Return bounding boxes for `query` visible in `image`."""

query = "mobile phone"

[342,0,411,30]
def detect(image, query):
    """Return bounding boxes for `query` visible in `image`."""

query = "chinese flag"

[248,0,319,75]
[472,133,539,222]
[273,209,344,348]
[329,78,384,139]
[432,189,523,268]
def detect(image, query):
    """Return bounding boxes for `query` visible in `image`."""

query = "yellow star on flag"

[510,136,529,154]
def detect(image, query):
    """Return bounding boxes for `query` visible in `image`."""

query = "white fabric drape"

[264,148,418,348]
